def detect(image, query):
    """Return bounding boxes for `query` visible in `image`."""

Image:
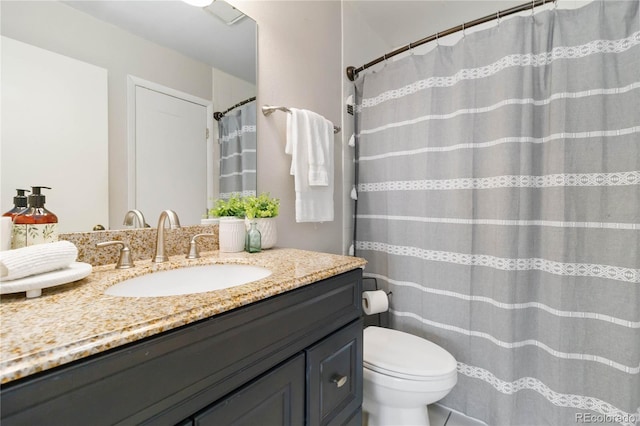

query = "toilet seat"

[363,326,457,381]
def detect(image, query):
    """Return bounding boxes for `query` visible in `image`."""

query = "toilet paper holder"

[362,277,392,298]
[362,277,392,325]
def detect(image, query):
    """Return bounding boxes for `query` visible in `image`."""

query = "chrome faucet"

[123,209,149,228]
[153,210,181,263]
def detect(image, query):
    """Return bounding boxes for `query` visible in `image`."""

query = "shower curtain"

[218,100,257,199]
[354,2,639,425]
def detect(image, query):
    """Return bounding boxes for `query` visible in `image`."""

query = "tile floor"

[428,403,487,426]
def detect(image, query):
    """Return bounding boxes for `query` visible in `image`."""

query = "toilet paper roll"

[362,290,389,315]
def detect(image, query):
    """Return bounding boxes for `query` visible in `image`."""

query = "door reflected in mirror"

[0,0,257,232]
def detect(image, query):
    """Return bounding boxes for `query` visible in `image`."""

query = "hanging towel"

[0,241,78,281]
[286,108,334,222]
[307,110,333,187]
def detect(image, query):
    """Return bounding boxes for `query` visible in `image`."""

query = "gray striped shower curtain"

[218,100,257,199]
[353,1,639,425]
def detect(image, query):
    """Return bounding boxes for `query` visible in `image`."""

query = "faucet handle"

[186,233,216,259]
[96,241,134,269]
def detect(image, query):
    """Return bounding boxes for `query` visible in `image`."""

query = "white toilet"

[362,326,458,426]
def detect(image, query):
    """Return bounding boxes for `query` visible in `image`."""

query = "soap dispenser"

[12,186,59,248]
[2,189,29,219]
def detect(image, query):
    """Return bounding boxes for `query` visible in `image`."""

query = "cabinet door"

[193,354,305,426]
[306,320,363,426]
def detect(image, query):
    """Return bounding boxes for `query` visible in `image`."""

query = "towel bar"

[262,105,341,134]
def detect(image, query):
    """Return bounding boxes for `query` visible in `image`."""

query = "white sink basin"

[105,264,272,297]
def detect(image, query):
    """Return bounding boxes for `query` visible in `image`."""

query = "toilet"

[362,326,458,426]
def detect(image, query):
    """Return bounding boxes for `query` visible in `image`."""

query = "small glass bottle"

[247,222,261,253]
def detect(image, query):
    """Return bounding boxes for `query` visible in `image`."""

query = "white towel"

[306,111,332,187]
[286,108,334,222]
[0,241,78,281]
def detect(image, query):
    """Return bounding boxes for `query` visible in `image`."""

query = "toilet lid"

[363,326,457,380]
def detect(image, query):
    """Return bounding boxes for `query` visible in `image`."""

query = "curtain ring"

[531,0,535,16]
[554,0,558,9]
[436,32,439,46]
[496,10,501,25]
[462,22,466,38]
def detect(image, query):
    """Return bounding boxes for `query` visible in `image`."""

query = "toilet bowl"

[363,326,458,426]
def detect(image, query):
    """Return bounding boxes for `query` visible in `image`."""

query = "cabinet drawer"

[306,319,363,426]
[193,354,305,426]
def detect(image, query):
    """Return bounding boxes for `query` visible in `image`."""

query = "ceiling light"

[182,0,214,7]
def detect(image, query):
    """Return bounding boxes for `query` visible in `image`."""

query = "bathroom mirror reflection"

[0,0,257,232]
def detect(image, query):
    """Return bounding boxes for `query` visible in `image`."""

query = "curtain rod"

[346,0,554,81]
[213,96,256,121]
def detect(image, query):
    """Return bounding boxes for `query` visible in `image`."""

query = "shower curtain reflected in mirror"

[218,100,257,199]
[354,1,639,425]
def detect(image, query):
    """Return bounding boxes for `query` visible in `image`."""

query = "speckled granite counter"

[0,248,366,384]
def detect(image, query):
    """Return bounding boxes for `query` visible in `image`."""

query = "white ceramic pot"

[245,217,277,249]
[218,218,245,253]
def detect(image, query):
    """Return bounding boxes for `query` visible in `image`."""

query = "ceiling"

[64,0,256,84]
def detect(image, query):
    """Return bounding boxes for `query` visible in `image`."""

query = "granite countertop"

[0,248,366,385]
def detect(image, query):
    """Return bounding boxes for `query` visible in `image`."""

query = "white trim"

[357,171,640,191]
[358,127,640,161]
[392,310,640,374]
[219,190,255,199]
[220,149,257,161]
[359,82,640,136]
[126,75,213,212]
[219,170,257,178]
[356,214,640,230]
[357,31,640,111]
[457,363,640,426]
[219,125,256,143]
[365,272,640,329]
[356,241,640,283]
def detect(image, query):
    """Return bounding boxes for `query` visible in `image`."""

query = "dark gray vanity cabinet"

[193,354,306,426]
[0,269,363,426]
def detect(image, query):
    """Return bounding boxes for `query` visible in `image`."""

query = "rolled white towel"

[0,241,78,281]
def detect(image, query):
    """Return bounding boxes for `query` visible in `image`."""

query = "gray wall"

[229,1,344,254]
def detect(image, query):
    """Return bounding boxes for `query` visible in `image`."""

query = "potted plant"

[209,194,246,252]
[243,193,280,249]
[209,193,245,218]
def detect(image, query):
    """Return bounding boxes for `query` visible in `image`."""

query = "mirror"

[0,0,257,232]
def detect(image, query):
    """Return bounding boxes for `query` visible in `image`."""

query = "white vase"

[245,217,277,249]
[218,218,245,253]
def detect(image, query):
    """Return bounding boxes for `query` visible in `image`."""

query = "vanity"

[0,248,366,425]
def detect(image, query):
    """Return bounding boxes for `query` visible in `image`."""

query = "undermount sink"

[105,264,272,297]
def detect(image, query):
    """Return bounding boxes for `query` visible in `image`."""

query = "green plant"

[208,194,245,218]
[243,193,280,220]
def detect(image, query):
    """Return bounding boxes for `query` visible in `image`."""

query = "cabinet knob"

[331,375,348,388]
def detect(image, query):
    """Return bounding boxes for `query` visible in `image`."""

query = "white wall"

[341,1,392,255]
[1,37,108,233]
[1,1,212,230]
[228,1,344,254]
